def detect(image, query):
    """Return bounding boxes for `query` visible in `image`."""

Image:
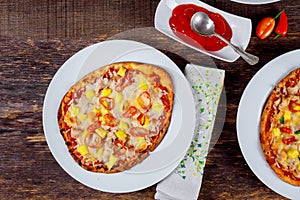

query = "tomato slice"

[137,91,152,110]
[256,17,275,39]
[99,97,115,110]
[123,106,138,118]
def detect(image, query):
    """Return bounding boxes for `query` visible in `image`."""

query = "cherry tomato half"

[256,17,275,39]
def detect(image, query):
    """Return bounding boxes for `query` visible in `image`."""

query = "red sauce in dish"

[169,4,233,52]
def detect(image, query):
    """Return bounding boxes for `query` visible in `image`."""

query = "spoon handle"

[215,33,259,65]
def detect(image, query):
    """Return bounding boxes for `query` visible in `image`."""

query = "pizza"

[260,67,300,186]
[57,62,174,173]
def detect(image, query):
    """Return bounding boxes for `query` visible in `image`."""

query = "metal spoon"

[190,12,259,65]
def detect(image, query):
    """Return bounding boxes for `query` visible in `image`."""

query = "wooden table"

[1,0,299,199]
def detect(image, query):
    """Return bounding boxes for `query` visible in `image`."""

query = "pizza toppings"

[289,101,300,112]
[260,68,300,186]
[137,91,152,110]
[129,127,149,137]
[58,62,174,173]
[99,97,115,110]
[280,127,292,134]
[84,132,102,148]
[123,106,138,118]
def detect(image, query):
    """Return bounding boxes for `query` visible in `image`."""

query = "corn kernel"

[119,120,128,130]
[152,102,163,113]
[134,99,141,109]
[137,137,147,150]
[71,106,80,116]
[284,111,291,121]
[273,128,280,137]
[297,163,300,171]
[87,112,96,122]
[139,84,148,90]
[85,89,95,99]
[93,107,101,115]
[287,149,299,159]
[107,155,118,170]
[138,76,147,89]
[138,75,148,90]
[95,128,107,138]
[294,106,300,111]
[117,66,127,77]
[139,142,147,150]
[79,114,87,121]
[78,145,89,156]
[115,130,127,139]
[100,105,108,115]
[101,88,112,97]
[65,113,73,125]
[115,92,123,103]
[97,147,104,156]
[137,137,145,143]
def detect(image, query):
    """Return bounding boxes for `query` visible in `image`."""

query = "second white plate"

[230,0,279,5]
[237,49,300,199]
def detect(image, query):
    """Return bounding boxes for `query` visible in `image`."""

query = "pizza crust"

[57,62,174,173]
[260,68,300,186]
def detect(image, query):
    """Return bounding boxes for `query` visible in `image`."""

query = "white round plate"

[43,40,195,192]
[155,0,252,62]
[230,0,279,5]
[237,49,300,199]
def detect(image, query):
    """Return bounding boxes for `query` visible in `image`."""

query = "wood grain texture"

[0,0,299,199]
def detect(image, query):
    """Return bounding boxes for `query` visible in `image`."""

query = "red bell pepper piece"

[282,136,296,145]
[280,127,292,134]
[103,113,117,127]
[137,91,152,110]
[274,11,288,39]
[288,101,300,112]
[122,106,138,118]
[99,97,115,110]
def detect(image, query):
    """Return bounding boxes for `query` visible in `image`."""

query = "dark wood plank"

[0,0,160,38]
[0,0,299,199]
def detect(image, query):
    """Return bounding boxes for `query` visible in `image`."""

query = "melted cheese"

[269,92,300,180]
[65,64,170,170]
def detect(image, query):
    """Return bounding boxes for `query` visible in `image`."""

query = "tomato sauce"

[169,4,233,52]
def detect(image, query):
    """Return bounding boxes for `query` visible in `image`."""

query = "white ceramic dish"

[155,0,252,62]
[43,40,195,192]
[237,49,300,199]
[231,0,279,5]
[79,40,196,173]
